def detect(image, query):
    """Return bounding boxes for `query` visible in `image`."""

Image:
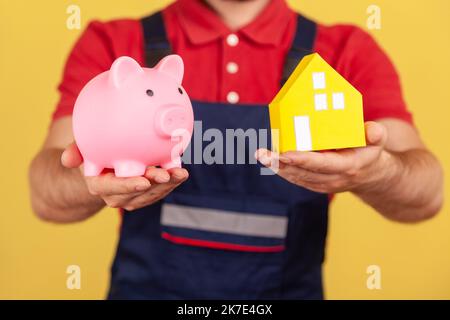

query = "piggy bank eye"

[178,87,183,95]
[146,89,154,97]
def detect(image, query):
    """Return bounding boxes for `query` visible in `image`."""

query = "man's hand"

[256,119,443,222]
[255,122,390,194]
[62,143,188,211]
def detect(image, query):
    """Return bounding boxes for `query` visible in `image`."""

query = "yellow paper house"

[269,53,366,153]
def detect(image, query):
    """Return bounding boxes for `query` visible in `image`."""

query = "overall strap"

[281,14,317,85]
[141,11,171,67]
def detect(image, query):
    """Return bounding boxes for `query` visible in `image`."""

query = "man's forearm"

[353,148,443,222]
[29,148,105,223]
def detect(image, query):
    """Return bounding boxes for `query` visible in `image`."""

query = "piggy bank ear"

[155,55,184,84]
[109,56,143,88]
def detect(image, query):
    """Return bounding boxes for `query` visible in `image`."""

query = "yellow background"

[0,0,449,299]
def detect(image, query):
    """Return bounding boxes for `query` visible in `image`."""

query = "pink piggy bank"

[73,55,194,177]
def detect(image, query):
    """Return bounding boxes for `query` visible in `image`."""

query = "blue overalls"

[108,12,329,300]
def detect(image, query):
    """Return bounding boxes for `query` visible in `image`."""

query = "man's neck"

[203,0,271,31]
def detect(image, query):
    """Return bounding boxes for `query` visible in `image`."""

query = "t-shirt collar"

[175,0,293,46]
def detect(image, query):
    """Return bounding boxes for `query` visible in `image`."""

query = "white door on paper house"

[294,116,312,151]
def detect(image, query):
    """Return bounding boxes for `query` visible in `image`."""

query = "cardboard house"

[269,53,366,153]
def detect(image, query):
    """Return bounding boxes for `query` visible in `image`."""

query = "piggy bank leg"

[83,160,104,176]
[114,161,146,177]
[161,157,182,169]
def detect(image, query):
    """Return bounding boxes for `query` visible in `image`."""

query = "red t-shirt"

[53,0,413,124]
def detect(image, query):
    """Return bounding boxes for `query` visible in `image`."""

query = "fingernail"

[258,155,271,166]
[173,173,184,181]
[173,170,188,181]
[61,150,68,164]
[155,175,170,183]
[279,156,292,164]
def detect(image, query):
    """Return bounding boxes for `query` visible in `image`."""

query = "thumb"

[61,142,83,168]
[365,121,387,147]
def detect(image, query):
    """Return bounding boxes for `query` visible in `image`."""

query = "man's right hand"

[61,143,188,211]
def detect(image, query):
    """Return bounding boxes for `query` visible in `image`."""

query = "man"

[29,0,443,299]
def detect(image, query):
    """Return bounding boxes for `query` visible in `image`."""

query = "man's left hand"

[255,121,393,194]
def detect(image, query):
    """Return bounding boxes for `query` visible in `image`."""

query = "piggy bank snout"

[155,105,192,138]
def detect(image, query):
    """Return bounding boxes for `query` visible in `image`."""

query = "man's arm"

[29,117,104,222]
[256,119,443,223]
[29,116,188,223]
[351,119,443,222]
